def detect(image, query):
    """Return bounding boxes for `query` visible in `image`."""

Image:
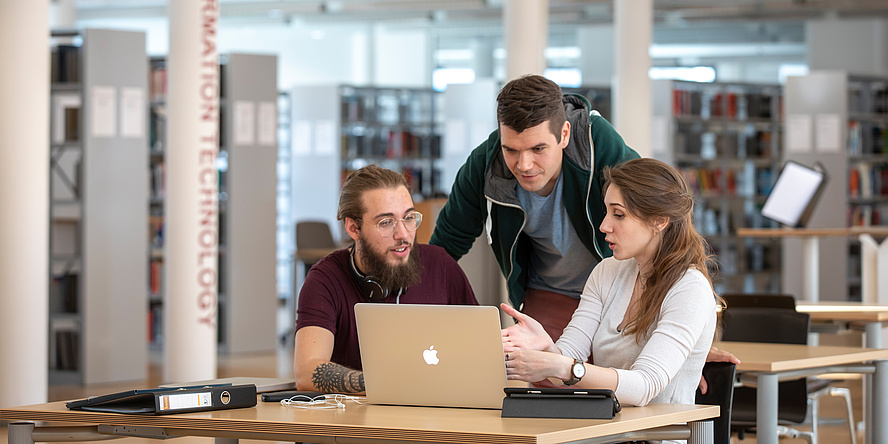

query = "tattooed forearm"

[311,362,365,393]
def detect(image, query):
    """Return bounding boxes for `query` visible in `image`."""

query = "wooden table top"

[1,398,719,444]
[714,341,888,373]
[797,301,888,323]
[736,227,888,238]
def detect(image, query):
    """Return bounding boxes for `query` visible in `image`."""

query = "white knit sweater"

[556,257,716,407]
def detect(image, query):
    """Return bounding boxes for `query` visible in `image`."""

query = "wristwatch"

[563,358,585,386]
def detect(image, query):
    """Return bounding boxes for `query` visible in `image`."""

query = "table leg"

[803,236,819,303]
[8,423,34,444]
[871,360,888,444]
[688,420,714,444]
[757,373,779,444]
[865,322,882,349]
[864,322,881,443]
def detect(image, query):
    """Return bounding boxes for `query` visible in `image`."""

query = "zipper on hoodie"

[584,119,604,261]
[484,195,526,292]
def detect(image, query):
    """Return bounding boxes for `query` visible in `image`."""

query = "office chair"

[296,220,338,268]
[695,361,737,444]
[722,307,813,442]
[722,293,796,310]
[722,294,857,444]
[285,221,340,344]
[722,306,856,444]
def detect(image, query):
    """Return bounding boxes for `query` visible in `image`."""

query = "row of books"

[150,66,167,103]
[149,258,163,296]
[848,120,888,156]
[149,215,163,249]
[150,162,166,200]
[673,89,777,120]
[51,45,81,84]
[341,165,443,198]
[709,241,777,276]
[848,205,884,227]
[676,129,774,159]
[340,131,442,160]
[148,303,162,345]
[848,163,888,198]
[54,330,80,371]
[149,103,167,152]
[695,206,724,236]
[849,82,888,115]
[341,91,436,126]
[402,166,443,198]
[50,273,79,314]
[681,166,775,197]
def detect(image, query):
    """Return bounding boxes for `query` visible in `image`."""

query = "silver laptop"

[355,303,507,409]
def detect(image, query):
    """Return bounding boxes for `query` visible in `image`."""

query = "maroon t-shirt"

[295,244,478,370]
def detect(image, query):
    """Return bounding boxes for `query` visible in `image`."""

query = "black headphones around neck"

[348,248,390,302]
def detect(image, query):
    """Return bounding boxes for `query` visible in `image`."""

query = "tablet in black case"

[501,387,621,419]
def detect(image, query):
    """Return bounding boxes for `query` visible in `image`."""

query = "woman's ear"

[655,217,670,233]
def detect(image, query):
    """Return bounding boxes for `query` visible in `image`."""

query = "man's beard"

[357,235,423,291]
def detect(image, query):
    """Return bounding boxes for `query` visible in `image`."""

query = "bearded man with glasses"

[294,165,478,395]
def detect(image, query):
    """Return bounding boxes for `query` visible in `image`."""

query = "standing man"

[294,165,477,394]
[430,74,639,341]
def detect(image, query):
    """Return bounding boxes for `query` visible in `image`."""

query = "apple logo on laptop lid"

[422,346,439,365]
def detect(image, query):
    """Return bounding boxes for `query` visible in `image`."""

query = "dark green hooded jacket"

[429,94,640,308]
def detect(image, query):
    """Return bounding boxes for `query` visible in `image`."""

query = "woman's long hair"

[603,158,717,343]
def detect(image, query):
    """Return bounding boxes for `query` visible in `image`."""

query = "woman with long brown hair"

[501,158,718,408]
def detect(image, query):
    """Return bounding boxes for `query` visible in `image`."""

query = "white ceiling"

[71,0,888,25]
[65,0,887,62]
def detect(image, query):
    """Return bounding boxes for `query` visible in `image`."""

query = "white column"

[577,25,615,87]
[613,0,653,156]
[164,1,220,383]
[504,0,548,81]
[49,0,76,29]
[470,36,494,79]
[0,0,50,408]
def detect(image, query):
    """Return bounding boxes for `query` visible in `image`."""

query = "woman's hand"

[505,349,569,382]
[501,303,557,353]
[698,345,741,394]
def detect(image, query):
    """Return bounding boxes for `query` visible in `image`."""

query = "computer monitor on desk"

[761,161,828,228]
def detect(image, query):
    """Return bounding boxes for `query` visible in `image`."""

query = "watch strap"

[562,358,582,386]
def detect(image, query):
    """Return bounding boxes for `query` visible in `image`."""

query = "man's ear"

[344,217,361,242]
[560,120,571,148]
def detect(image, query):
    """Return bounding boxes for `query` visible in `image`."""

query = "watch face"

[573,362,585,378]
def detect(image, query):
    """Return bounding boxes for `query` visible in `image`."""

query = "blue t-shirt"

[517,171,599,298]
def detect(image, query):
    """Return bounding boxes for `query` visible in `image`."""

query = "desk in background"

[715,340,888,444]
[736,227,888,303]
[797,301,888,349]
[2,398,718,444]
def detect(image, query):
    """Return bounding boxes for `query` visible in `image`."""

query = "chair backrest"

[695,361,737,444]
[720,307,810,345]
[722,293,796,310]
[296,221,337,250]
[721,306,811,425]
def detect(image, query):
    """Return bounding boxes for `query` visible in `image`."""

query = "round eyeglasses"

[359,211,423,237]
